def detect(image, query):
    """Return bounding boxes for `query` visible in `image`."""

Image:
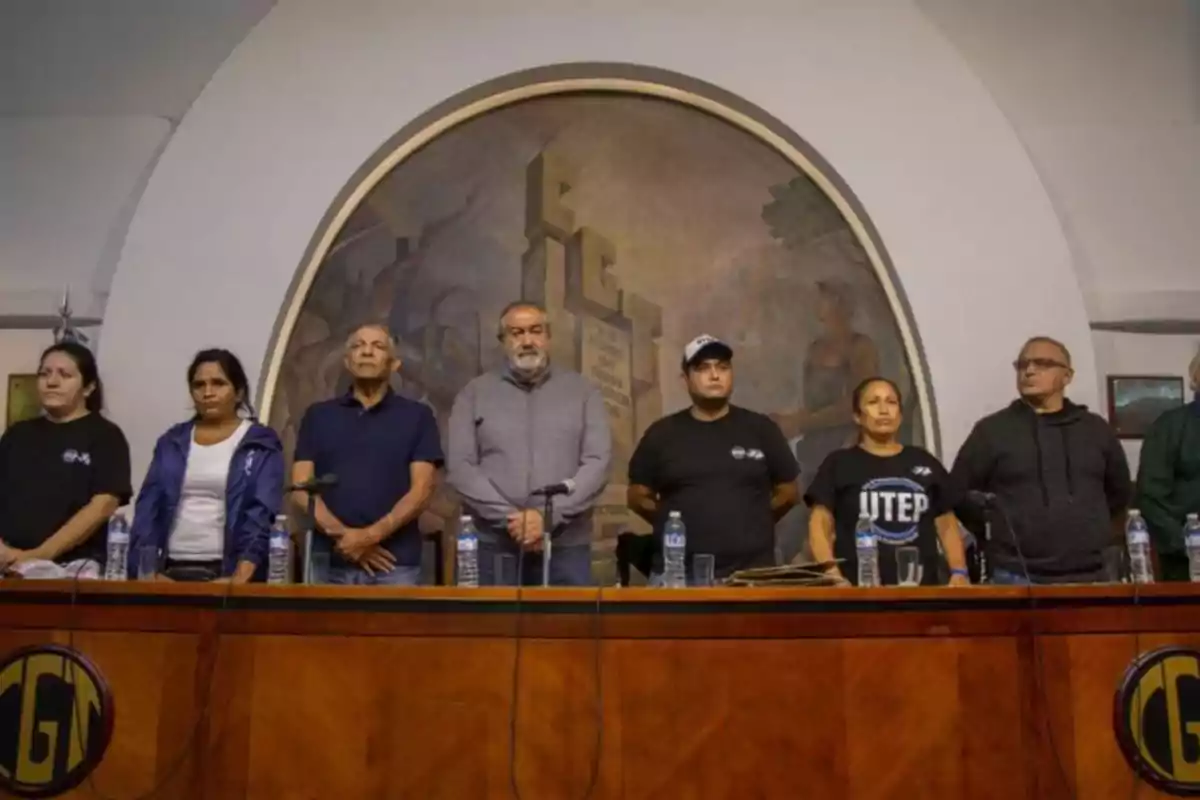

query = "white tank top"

[166,420,251,561]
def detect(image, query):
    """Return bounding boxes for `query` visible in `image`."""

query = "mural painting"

[268,92,924,580]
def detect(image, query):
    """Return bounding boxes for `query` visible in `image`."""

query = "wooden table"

[1,582,1199,799]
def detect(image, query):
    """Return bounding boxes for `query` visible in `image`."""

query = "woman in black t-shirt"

[804,377,969,587]
[0,342,131,573]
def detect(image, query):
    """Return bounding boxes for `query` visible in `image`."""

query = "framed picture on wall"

[1106,375,1185,439]
[5,374,40,430]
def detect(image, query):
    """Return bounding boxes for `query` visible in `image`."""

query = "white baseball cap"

[682,334,733,369]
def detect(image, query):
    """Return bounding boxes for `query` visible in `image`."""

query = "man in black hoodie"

[951,336,1131,583]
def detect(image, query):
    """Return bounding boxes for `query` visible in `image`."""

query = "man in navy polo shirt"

[291,323,443,585]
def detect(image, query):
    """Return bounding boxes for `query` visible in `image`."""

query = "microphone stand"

[980,512,992,585]
[286,486,323,585]
[285,475,337,585]
[303,490,318,585]
[542,493,553,587]
[976,496,994,585]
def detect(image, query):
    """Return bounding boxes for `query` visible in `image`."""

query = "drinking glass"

[1102,546,1127,584]
[136,546,160,581]
[691,554,716,587]
[309,551,330,584]
[492,553,518,587]
[896,547,923,587]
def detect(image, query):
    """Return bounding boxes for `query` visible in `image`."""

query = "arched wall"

[259,65,938,453]
[99,0,1092,486]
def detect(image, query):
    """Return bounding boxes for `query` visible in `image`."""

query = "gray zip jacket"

[447,366,611,546]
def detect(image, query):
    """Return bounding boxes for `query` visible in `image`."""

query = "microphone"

[286,474,339,493]
[968,490,997,508]
[531,479,575,497]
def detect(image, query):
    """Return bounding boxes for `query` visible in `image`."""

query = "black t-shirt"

[0,414,132,563]
[628,405,799,576]
[805,446,956,586]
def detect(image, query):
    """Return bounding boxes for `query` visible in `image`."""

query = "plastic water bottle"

[855,512,880,588]
[1126,509,1154,584]
[1185,513,1200,583]
[456,515,479,587]
[662,511,687,588]
[267,515,290,585]
[104,513,130,581]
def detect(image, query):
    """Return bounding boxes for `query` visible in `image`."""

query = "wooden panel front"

[1,584,1197,799]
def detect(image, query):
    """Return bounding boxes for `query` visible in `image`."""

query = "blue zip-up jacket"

[130,420,284,579]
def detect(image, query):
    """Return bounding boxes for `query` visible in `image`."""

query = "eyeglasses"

[1013,358,1068,372]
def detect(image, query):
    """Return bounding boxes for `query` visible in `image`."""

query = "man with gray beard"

[447,302,612,585]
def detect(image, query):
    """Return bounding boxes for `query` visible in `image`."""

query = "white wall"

[0,0,275,315]
[98,0,1091,484]
[0,0,276,120]
[0,117,171,309]
[919,0,1200,323]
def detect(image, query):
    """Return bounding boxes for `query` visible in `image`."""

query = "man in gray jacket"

[447,302,612,585]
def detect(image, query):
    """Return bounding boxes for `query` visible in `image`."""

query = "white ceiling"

[2,0,1191,126]
[0,0,275,120]
[0,0,1196,323]
[917,0,1199,127]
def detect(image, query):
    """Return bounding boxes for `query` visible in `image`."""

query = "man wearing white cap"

[627,335,799,578]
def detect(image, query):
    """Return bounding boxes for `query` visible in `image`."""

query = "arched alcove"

[261,65,934,570]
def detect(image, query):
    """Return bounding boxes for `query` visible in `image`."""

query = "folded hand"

[336,527,378,563]
[0,544,31,570]
[506,509,544,547]
[358,546,396,576]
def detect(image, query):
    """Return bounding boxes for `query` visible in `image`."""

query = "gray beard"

[510,355,547,382]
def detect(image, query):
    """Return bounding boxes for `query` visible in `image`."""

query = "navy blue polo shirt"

[295,390,444,567]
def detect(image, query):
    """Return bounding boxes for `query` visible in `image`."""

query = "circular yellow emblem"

[1116,646,1200,797]
[0,645,114,799]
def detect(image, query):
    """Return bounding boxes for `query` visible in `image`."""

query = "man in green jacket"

[1136,350,1200,581]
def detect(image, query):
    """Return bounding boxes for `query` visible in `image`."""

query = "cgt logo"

[1115,646,1200,796]
[0,645,114,799]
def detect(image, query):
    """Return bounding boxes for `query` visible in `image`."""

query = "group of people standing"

[0,302,1196,589]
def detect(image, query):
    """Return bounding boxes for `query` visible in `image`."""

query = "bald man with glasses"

[951,336,1130,585]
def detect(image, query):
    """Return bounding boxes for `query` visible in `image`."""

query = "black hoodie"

[951,399,1131,579]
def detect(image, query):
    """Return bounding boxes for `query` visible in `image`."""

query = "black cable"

[993,502,1079,800]
[505,504,603,800]
[585,578,604,800]
[507,523,527,800]
[1125,527,1151,800]
[64,561,236,800]
[1126,575,1145,800]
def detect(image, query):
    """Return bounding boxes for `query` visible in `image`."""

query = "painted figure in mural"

[772,279,881,477]
[1134,348,1200,582]
[627,335,799,579]
[951,336,1131,585]
[804,377,969,586]
[291,324,444,586]
[447,302,612,586]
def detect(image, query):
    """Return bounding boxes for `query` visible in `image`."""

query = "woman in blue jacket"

[131,349,283,582]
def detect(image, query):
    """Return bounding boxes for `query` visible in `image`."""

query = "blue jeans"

[477,540,593,586]
[990,568,1032,586]
[990,567,1108,586]
[325,563,421,586]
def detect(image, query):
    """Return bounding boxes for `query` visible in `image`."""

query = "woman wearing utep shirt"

[131,349,283,583]
[0,342,132,575]
[804,377,970,586]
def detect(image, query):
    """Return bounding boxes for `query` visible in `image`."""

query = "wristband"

[950,568,969,577]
